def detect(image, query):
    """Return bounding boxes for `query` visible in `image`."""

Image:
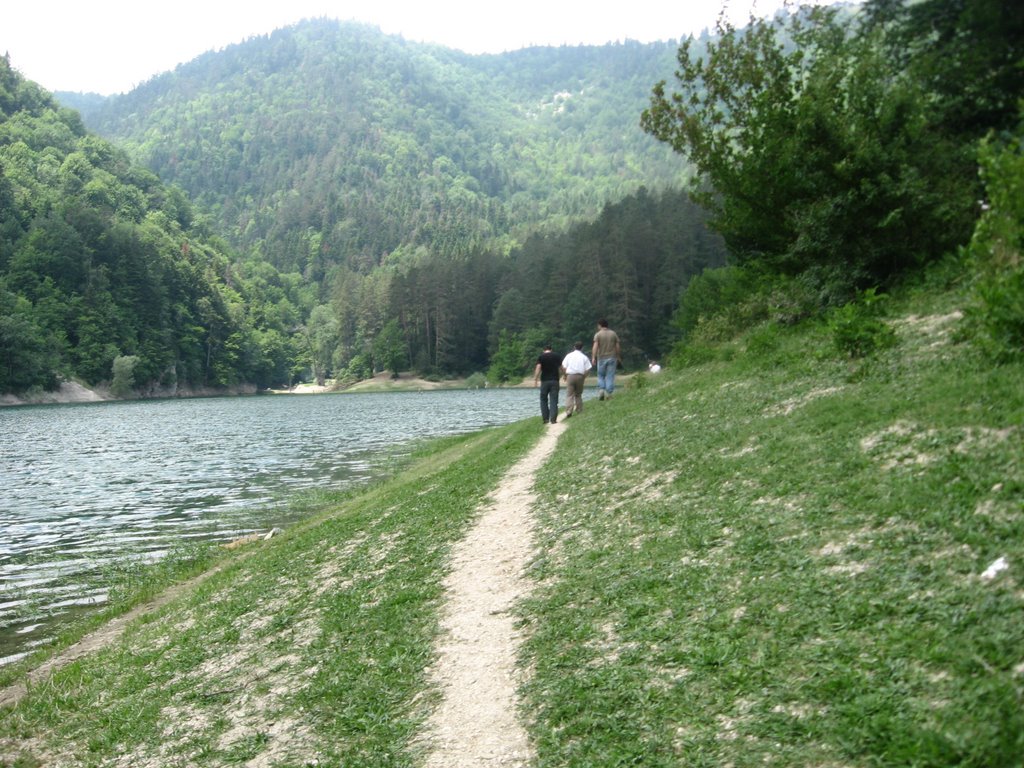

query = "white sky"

[3,0,838,96]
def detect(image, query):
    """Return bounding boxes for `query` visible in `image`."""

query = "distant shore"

[0,372,534,407]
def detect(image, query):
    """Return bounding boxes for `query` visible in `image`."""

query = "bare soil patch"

[421,421,564,766]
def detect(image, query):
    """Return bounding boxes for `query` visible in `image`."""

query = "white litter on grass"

[980,556,1009,581]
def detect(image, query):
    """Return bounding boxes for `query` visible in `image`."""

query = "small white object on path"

[980,555,1009,581]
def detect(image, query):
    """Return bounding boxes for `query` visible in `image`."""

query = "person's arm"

[533,362,541,386]
[591,339,598,365]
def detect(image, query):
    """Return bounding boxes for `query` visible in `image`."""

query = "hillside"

[73,20,690,273]
[0,275,1020,765]
[4,25,729,395]
[0,57,305,394]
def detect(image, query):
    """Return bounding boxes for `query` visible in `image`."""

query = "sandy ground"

[422,420,563,766]
[0,380,107,407]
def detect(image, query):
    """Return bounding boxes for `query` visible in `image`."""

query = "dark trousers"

[540,380,559,423]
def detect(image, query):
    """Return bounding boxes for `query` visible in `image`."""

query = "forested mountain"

[0,57,312,394]
[9,0,1013,399]
[2,22,728,395]
[76,20,691,278]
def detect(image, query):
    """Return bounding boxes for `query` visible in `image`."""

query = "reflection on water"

[0,389,536,663]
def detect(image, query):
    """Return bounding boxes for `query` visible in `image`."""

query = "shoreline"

[1,373,537,407]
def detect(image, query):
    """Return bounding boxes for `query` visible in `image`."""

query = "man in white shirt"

[561,341,592,419]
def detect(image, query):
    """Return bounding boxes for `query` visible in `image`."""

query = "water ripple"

[0,389,536,660]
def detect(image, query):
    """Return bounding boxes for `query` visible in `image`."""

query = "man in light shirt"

[561,341,592,419]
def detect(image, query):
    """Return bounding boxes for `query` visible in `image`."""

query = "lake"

[0,388,541,664]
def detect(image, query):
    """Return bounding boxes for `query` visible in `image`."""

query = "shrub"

[672,266,756,343]
[464,372,486,389]
[828,288,897,358]
[110,355,139,398]
[963,126,1024,361]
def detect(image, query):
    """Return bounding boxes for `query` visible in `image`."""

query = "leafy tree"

[486,330,527,385]
[641,6,976,286]
[300,304,340,385]
[0,282,58,392]
[110,354,139,397]
[373,318,407,377]
[864,0,1024,141]
[963,118,1024,361]
[1,56,305,394]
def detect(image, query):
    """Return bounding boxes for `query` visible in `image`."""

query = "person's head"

[543,342,552,351]
[597,319,609,329]
[574,341,584,350]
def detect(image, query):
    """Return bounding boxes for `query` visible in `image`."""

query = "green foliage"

[962,123,1024,362]
[493,188,728,369]
[668,263,870,367]
[81,22,685,275]
[372,318,406,377]
[3,31,732,393]
[642,5,977,284]
[109,354,139,398]
[828,287,898,358]
[0,280,59,392]
[1,58,306,394]
[865,0,1024,141]
[670,266,756,343]
[342,352,373,383]
[486,330,527,385]
[463,372,486,389]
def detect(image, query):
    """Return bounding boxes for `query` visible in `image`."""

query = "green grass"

[1,282,1021,767]
[519,288,1023,767]
[0,421,542,766]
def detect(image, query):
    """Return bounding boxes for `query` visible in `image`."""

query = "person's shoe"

[550,418,557,424]
[598,389,606,400]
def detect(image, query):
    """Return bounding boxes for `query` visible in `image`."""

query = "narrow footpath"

[422,421,564,767]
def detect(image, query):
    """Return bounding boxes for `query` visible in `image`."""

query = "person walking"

[591,319,621,399]
[561,341,592,418]
[534,342,563,424]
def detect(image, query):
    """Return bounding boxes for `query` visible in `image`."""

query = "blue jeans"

[596,357,617,395]
[539,380,559,422]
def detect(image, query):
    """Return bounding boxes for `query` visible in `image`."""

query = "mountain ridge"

[68,19,692,272]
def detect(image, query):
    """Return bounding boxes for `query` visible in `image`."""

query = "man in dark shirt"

[533,343,564,424]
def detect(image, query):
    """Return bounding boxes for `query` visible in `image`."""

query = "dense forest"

[0,63,301,395]
[2,0,1022,397]
[0,21,725,395]
[73,22,691,275]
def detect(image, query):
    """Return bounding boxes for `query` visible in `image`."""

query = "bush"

[110,355,139,398]
[828,288,897,358]
[963,126,1024,361]
[672,266,755,343]
[344,352,373,382]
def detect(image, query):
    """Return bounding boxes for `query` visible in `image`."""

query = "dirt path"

[422,421,563,767]
[2,421,564,766]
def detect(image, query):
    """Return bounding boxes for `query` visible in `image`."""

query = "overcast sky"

[3,0,844,96]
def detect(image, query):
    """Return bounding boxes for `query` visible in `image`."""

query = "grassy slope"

[520,283,1023,767]
[0,281,1021,767]
[0,423,543,767]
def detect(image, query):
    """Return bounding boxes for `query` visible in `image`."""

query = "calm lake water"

[0,389,539,664]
